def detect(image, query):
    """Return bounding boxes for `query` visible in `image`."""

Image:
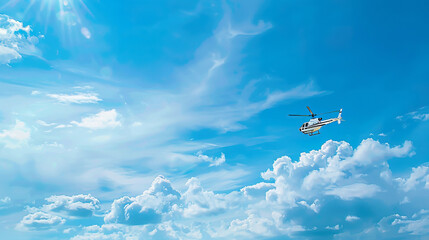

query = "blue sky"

[1,0,429,239]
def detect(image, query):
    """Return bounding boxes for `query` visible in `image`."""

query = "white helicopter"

[289,106,343,136]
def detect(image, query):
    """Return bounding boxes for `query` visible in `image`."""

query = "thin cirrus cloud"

[46,93,102,104]
[396,107,429,122]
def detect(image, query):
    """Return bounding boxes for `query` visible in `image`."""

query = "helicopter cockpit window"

[305,123,308,127]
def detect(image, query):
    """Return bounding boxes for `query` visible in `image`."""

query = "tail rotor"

[337,109,343,124]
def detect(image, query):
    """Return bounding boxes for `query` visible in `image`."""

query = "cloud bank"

[51,138,429,240]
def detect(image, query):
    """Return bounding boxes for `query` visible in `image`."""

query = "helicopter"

[289,106,343,136]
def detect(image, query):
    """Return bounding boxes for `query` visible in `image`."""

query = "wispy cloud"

[397,107,429,122]
[46,93,102,104]
[71,109,121,129]
[36,120,57,127]
[197,152,226,167]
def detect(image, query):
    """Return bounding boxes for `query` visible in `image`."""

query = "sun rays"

[1,0,93,40]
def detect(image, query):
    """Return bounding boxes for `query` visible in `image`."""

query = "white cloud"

[397,107,429,122]
[64,138,429,239]
[197,152,226,167]
[400,196,410,204]
[256,138,412,225]
[37,120,57,127]
[47,93,102,104]
[0,120,30,148]
[326,224,340,230]
[223,212,305,238]
[0,14,39,64]
[55,124,73,129]
[228,213,282,237]
[16,211,65,231]
[42,194,100,217]
[345,215,360,222]
[241,182,274,199]
[297,199,321,213]
[182,177,235,217]
[15,194,100,232]
[0,45,21,64]
[413,113,429,121]
[378,210,429,236]
[325,183,381,200]
[0,196,11,209]
[227,20,272,39]
[104,176,180,225]
[396,165,429,192]
[71,109,121,129]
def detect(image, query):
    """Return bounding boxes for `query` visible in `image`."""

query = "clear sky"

[1,0,429,239]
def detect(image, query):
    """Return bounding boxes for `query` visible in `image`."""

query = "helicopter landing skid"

[308,131,320,136]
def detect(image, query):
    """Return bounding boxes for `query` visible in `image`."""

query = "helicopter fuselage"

[299,117,341,136]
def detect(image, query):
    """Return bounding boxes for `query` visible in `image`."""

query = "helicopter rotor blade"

[317,110,341,115]
[289,114,312,117]
[306,106,314,115]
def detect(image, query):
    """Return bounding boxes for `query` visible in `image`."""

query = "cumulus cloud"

[104,176,180,225]
[258,139,412,208]
[376,210,429,237]
[43,194,100,217]
[297,199,321,213]
[182,177,236,217]
[103,175,241,228]
[0,120,30,148]
[0,14,39,64]
[345,215,360,222]
[396,165,429,192]
[326,224,340,230]
[62,138,429,239]
[325,183,381,200]
[197,152,226,167]
[241,182,274,199]
[71,109,121,129]
[47,93,102,104]
[16,194,100,232]
[16,212,65,231]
